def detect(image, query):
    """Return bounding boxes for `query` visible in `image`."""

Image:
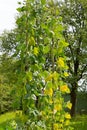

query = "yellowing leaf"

[33,47,39,56]
[45,74,53,81]
[60,119,64,123]
[26,71,32,81]
[64,72,69,77]
[44,88,53,96]
[29,37,36,46]
[54,104,62,111]
[65,120,70,126]
[65,113,71,119]
[52,71,59,81]
[66,101,72,109]
[57,57,65,68]
[63,41,69,47]
[60,85,70,93]
[53,123,58,130]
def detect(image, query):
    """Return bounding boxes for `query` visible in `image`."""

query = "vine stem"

[51,37,55,130]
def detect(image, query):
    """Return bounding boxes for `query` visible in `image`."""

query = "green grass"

[71,115,87,130]
[0,111,20,130]
[0,111,16,124]
[0,111,87,130]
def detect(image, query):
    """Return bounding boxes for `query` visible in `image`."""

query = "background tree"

[59,0,87,116]
[0,30,22,112]
[0,30,17,55]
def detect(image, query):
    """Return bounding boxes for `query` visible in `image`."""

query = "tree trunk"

[70,86,77,117]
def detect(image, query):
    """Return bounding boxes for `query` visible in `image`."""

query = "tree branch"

[67,62,73,74]
[78,64,87,81]
[68,44,75,63]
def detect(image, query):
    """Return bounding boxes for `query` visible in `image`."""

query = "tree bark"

[70,83,77,117]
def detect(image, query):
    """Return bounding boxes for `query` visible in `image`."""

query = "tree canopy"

[59,0,87,116]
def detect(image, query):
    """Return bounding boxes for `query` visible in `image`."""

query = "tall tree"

[59,0,87,116]
[14,0,72,129]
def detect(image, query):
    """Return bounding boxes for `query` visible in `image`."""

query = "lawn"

[71,115,87,130]
[0,111,20,130]
[0,111,87,130]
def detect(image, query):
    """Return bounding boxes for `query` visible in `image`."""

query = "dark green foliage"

[59,0,87,116]
[0,83,13,114]
[0,30,17,55]
[64,92,87,114]
[76,92,87,114]
[0,54,22,113]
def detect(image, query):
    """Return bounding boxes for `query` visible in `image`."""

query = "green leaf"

[26,71,32,81]
[16,7,22,12]
[43,45,50,54]
[26,84,31,92]
[41,0,46,5]
[49,30,55,37]
[63,41,69,47]
[18,2,21,5]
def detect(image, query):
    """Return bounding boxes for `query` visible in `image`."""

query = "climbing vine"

[15,0,72,129]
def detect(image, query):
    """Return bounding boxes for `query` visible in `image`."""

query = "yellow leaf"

[52,71,59,81]
[54,104,62,112]
[44,88,53,97]
[65,113,71,119]
[53,123,58,130]
[60,85,70,93]
[57,57,65,68]
[60,119,64,123]
[66,101,72,109]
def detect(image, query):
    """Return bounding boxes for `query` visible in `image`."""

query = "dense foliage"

[0,0,87,129]
[10,0,72,129]
[58,0,87,116]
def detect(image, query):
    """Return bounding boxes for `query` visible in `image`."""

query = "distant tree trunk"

[70,88,76,116]
[70,83,77,117]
